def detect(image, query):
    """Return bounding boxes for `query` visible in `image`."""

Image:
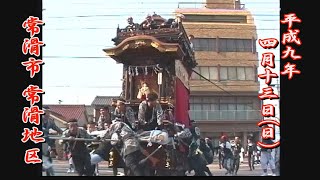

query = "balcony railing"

[189,110,261,121]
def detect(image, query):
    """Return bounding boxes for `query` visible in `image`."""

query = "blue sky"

[42,0,280,105]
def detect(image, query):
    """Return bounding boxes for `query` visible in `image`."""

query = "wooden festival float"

[102,13,197,175]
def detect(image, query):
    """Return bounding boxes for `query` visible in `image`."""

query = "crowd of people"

[42,93,279,176]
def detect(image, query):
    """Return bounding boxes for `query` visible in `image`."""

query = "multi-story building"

[175,0,261,147]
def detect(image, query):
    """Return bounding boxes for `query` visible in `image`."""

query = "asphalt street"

[43,158,275,176]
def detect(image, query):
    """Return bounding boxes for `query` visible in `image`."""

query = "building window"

[193,38,217,51]
[253,39,257,53]
[189,97,259,120]
[190,97,256,110]
[209,67,218,80]
[219,66,255,81]
[228,67,237,80]
[219,38,253,52]
[191,66,200,80]
[191,66,218,80]
[184,15,247,23]
[220,67,228,81]
[191,66,255,81]
[245,67,255,81]
[193,38,254,52]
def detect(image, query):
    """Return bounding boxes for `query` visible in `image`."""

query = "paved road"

[43,157,276,176]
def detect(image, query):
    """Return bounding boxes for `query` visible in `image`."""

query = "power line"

[65,1,280,5]
[43,56,283,62]
[47,85,122,88]
[44,27,280,30]
[43,56,107,59]
[44,13,279,19]
[44,18,280,22]
[192,69,233,95]
[189,84,260,87]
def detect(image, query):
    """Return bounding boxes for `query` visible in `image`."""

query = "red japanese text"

[22,106,44,125]
[280,13,301,30]
[280,62,301,80]
[258,68,279,85]
[22,37,44,56]
[24,148,42,164]
[281,45,302,60]
[22,85,44,106]
[261,126,275,140]
[21,127,45,143]
[258,86,279,100]
[21,57,44,78]
[261,104,275,117]
[282,29,301,45]
[22,16,44,37]
[257,120,280,149]
[261,52,275,68]
[258,38,279,49]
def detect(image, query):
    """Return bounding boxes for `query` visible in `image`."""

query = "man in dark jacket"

[187,120,212,176]
[231,137,242,175]
[247,138,256,170]
[220,135,233,176]
[112,99,136,129]
[61,119,94,176]
[42,108,63,157]
[138,93,163,131]
[90,120,127,176]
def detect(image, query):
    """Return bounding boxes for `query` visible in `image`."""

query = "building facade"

[175,0,261,147]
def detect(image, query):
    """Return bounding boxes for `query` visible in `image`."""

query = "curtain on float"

[174,77,190,128]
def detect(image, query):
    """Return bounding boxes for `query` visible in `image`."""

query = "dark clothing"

[97,115,110,130]
[232,143,242,174]
[233,157,240,174]
[222,142,233,159]
[72,153,94,176]
[42,118,63,135]
[62,128,94,176]
[232,143,242,159]
[190,125,201,139]
[124,150,147,176]
[62,129,92,156]
[207,142,214,153]
[248,153,255,170]
[247,142,256,170]
[93,141,112,161]
[247,143,256,155]
[142,20,157,29]
[107,121,140,157]
[218,149,223,169]
[200,140,214,164]
[188,150,211,176]
[138,100,163,130]
[261,139,274,151]
[125,23,139,31]
[144,105,158,130]
[112,106,136,129]
[42,118,62,148]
